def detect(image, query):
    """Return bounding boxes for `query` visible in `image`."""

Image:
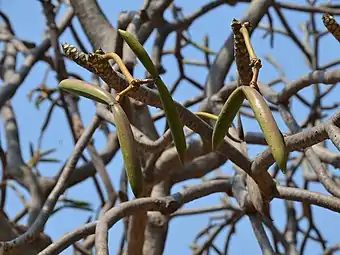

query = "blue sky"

[1,0,340,254]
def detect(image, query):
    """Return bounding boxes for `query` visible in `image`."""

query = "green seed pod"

[241,86,287,173]
[118,29,187,164]
[60,79,144,195]
[111,103,144,198]
[118,29,159,77]
[155,77,187,164]
[212,87,245,150]
[59,79,114,106]
[195,112,218,121]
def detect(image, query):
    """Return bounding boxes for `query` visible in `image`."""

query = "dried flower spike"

[323,13,340,42]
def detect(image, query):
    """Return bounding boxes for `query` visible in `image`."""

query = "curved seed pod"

[241,86,287,173]
[212,87,245,150]
[59,79,115,106]
[118,29,158,77]
[111,103,144,198]
[118,29,187,164]
[155,77,187,164]
[195,112,218,121]
[322,13,340,42]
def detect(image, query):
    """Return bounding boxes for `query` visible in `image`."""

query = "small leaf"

[111,103,144,198]
[51,198,93,216]
[35,96,45,109]
[241,86,287,173]
[39,158,61,163]
[29,142,34,157]
[59,79,115,106]
[184,36,216,55]
[62,198,92,208]
[212,87,245,150]
[51,205,93,216]
[50,206,64,216]
[39,148,57,157]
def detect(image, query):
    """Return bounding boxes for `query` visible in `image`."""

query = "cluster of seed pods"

[59,30,188,198]
[212,19,288,174]
[59,20,293,199]
[212,86,287,173]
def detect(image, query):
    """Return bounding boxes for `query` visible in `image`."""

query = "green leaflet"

[59,79,114,106]
[118,29,187,164]
[111,103,144,198]
[212,87,245,150]
[241,86,287,173]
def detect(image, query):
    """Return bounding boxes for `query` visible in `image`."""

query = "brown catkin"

[322,13,340,42]
[231,19,253,85]
[62,43,89,65]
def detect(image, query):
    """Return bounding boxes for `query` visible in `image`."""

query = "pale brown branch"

[0,116,101,252]
[248,214,275,255]
[0,8,74,109]
[279,70,340,103]
[41,179,232,255]
[275,186,340,213]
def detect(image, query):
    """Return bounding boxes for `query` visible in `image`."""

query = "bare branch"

[275,186,340,213]
[204,0,273,96]
[0,8,74,109]
[248,214,275,255]
[42,180,232,255]
[0,116,101,252]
